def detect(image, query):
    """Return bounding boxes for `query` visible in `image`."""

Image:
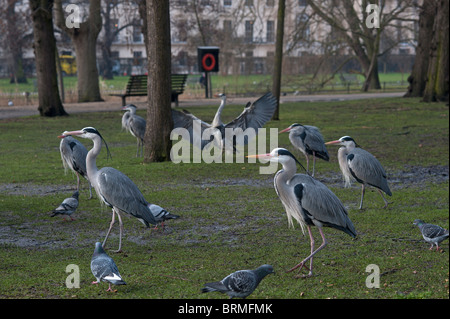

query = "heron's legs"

[377,189,389,208]
[115,210,123,253]
[103,209,116,248]
[287,227,328,278]
[359,184,366,210]
[304,154,310,175]
[76,173,81,191]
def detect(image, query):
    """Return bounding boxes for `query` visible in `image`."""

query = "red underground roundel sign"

[201,53,216,72]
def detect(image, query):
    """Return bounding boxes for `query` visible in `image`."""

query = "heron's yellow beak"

[325,140,341,145]
[59,130,84,138]
[279,127,291,134]
[246,153,272,159]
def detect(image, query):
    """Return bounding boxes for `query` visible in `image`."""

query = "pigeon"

[201,264,274,299]
[148,204,180,229]
[50,191,79,221]
[91,242,126,292]
[413,219,449,251]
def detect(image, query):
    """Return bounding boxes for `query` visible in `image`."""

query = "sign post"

[197,46,219,98]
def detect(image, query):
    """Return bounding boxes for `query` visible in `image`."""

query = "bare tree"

[143,0,173,162]
[307,0,417,92]
[29,0,67,116]
[271,0,285,121]
[54,0,103,102]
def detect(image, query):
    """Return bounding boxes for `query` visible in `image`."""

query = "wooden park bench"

[110,74,188,106]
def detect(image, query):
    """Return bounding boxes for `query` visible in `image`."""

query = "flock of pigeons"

[48,92,448,298]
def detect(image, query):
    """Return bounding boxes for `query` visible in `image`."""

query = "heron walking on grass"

[325,136,392,210]
[279,123,329,176]
[248,148,356,278]
[60,127,171,253]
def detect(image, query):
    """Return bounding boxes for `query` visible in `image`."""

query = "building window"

[245,0,253,6]
[133,24,142,43]
[266,20,274,43]
[224,0,232,6]
[299,0,307,6]
[223,20,232,33]
[245,20,254,43]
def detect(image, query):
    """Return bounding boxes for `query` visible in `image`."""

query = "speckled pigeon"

[91,242,126,292]
[50,191,79,221]
[201,264,274,299]
[148,204,180,229]
[413,219,449,251]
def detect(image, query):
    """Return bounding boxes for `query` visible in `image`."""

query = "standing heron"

[121,104,146,157]
[325,136,392,210]
[59,135,93,199]
[60,127,170,253]
[172,92,277,151]
[279,123,329,176]
[248,148,356,278]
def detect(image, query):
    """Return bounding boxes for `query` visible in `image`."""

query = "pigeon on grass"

[413,219,449,251]
[149,204,180,230]
[50,191,79,221]
[91,242,126,292]
[201,264,274,299]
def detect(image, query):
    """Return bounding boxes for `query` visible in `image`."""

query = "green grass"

[0,97,448,299]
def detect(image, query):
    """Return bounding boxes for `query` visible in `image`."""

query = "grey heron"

[121,104,146,157]
[60,127,169,253]
[325,136,392,210]
[59,135,93,199]
[171,92,277,151]
[279,123,329,176]
[248,148,356,278]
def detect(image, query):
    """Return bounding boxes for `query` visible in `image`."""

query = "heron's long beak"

[279,127,291,134]
[58,130,83,138]
[246,153,272,160]
[325,140,341,145]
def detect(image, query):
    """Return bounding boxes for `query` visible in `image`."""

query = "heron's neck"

[276,162,297,184]
[211,98,226,127]
[86,136,102,178]
[337,146,352,187]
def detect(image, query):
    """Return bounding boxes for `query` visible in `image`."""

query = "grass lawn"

[0,97,448,300]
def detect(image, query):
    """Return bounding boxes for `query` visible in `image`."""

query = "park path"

[0,92,404,120]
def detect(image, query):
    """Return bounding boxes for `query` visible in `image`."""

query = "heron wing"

[290,174,356,237]
[303,126,329,160]
[223,92,277,144]
[129,114,146,140]
[347,148,391,195]
[171,109,213,149]
[96,167,156,225]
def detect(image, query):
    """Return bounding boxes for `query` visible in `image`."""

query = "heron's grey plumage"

[91,242,126,291]
[121,105,146,157]
[59,135,93,198]
[326,136,391,209]
[50,191,79,220]
[250,148,356,277]
[413,219,449,251]
[201,264,274,299]
[61,127,167,252]
[280,123,329,176]
[172,92,277,150]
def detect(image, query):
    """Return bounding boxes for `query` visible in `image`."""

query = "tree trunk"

[422,0,449,102]
[271,0,285,121]
[54,0,103,103]
[143,0,173,162]
[30,0,67,117]
[404,1,436,98]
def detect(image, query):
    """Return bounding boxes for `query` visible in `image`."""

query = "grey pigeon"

[413,219,449,251]
[50,191,79,221]
[201,264,274,299]
[148,204,180,229]
[91,242,126,292]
